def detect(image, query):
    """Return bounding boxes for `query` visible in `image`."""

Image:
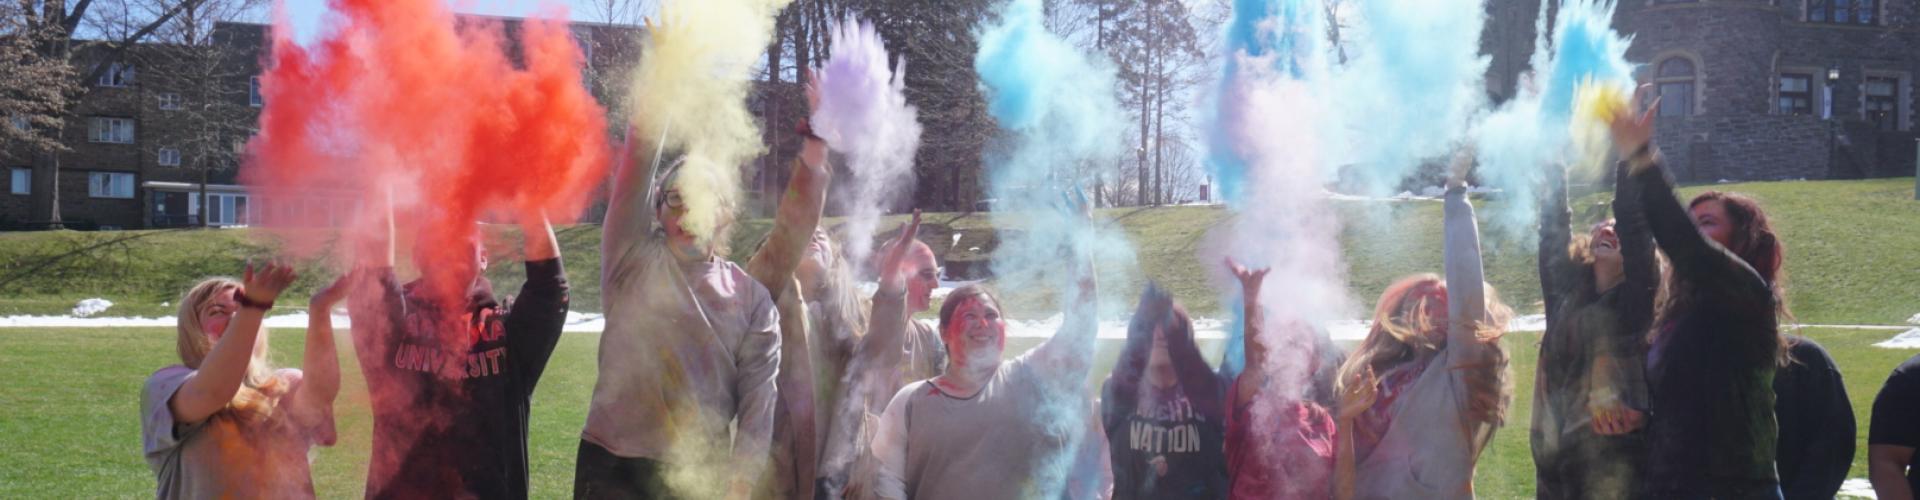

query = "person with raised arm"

[574,64,779,500]
[1609,85,1791,499]
[1100,284,1228,500]
[1332,151,1514,500]
[1530,154,1659,498]
[821,212,955,499]
[740,68,836,500]
[867,201,1101,500]
[141,262,342,498]
[348,202,570,499]
[1220,259,1338,500]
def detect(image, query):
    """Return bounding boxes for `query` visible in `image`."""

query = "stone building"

[1488,0,1918,182]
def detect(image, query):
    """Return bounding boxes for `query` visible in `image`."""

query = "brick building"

[1490,0,1918,182]
[2,18,644,230]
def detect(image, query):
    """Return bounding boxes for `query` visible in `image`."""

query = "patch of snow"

[1907,312,1920,326]
[1839,477,1877,498]
[71,298,113,318]
[1000,313,1549,341]
[1716,179,1734,184]
[1876,328,1920,349]
[1418,186,1446,198]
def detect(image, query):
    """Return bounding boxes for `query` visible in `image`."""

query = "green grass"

[2,327,1914,498]
[4,177,1917,326]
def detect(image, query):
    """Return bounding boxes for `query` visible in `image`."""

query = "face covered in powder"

[943,294,1007,369]
[197,287,240,342]
[654,167,702,256]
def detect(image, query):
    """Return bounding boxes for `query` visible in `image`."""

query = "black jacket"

[1774,336,1855,500]
[350,258,570,500]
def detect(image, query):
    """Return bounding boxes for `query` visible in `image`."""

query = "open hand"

[1337,367,1380,418]
[309,272,354,312]
[1223,257,1270,297]
[1611,84,1661,164]
[1447,146,1476,190]
[877,210,924,293]
[242,261,297,305]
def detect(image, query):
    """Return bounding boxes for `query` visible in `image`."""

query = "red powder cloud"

[243,0,609,305]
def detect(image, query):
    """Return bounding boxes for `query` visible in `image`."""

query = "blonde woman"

[140,263,345,498]
[1332,153,1514,500]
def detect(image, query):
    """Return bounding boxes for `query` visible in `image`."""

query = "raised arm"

[1538,161,1577,321]
[1591,159,1657,434]
[603,124,666,263]
[1443,155,1489,353]
[1225,257,1272,407]
[168,263,296,425]
[862,213,924,371]
[1028,196,1100,380]
[505,214,570,392]
[1612,87,1771,310]
[747,69,833,300]
[293,273,349,440]
[348,199,406,376]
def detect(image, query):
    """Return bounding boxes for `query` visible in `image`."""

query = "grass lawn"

[3,177,1917,326]
[1,326,1914,498]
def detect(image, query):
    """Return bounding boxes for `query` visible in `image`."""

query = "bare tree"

[126,0,263,226]
[3,0,211,226]
[581,0,654,27]
[1,4,80,153]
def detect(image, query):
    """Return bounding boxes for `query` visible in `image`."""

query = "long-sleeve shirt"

[1774,336,1854,500]
[741,154,830,500]
[868,291,1099,500]
[1530,161,1655,499]
[582,147,782,495]
[818,288,946,497]
[1348,187,1506,500]
[1630,159,1782,496]
[349,259,570,499]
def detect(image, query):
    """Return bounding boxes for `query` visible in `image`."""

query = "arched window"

[1654,57,1697,117]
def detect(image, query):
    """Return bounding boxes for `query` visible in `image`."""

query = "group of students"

[135,74,1920,500]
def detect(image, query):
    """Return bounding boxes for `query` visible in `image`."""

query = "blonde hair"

[176,278,285,423]
[1336,274,1513,425]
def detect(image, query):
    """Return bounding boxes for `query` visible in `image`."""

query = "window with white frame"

[88,172,134,199]
[1865,75,1901,131]
[207,193,251,226]
[249,77,263,107]
[96,62,136,87]
[158,93,181,110]
[9,168,29,195]
[1654,57,1698,117]
[158,147,181,167]
[88,117,135,143]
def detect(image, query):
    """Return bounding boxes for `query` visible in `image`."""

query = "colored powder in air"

[1203,0,1351,452]
[244,0,608,308]
[1330,0,1488,196]
[812,16,923,270]
[627,0,794,248]
[974,0,1134,496]
[1471,0,1633,235]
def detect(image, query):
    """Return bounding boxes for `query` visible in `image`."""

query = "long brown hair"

[1660,191,1792,365]
[176,278,286,423]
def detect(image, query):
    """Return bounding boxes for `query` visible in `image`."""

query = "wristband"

[235,292,275,311]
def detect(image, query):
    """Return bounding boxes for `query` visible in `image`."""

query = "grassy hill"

[3,177,1915,325]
